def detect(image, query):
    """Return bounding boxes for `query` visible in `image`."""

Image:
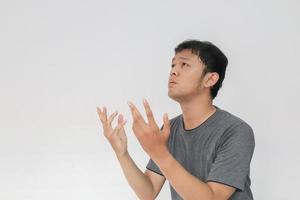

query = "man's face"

[168,49,207,102]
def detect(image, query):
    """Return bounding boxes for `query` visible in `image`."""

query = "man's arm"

[116,152,165,200]
[152,150,235,200]
[96,107,165,200]
[144,169,166,199]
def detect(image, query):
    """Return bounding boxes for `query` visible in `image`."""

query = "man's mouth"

[169,79,177,84]
[168,81,177,86]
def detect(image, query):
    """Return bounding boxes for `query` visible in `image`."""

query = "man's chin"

[168,92,181,102]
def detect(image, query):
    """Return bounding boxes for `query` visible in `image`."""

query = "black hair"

[174,39,228,99]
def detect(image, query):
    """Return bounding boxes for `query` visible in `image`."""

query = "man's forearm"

[152,151,214,200]
[116,151,155,200]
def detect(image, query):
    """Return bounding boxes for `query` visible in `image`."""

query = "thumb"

[162,113,171,139]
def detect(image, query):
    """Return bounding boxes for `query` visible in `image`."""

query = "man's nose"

[171,71,178,76]
[170,66,178,76]
[170,69,178,77]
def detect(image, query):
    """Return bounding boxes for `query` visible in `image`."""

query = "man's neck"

[179,95,216,131]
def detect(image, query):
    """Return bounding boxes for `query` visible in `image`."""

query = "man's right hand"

[96,106,128,157]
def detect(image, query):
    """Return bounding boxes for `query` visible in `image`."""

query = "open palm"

[97,107,128,156]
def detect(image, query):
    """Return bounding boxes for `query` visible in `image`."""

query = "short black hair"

[175,39,228,99]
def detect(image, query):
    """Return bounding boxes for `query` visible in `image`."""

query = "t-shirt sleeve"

[146,125,165,177]
[206,122,255,191]
[146,158,164,176]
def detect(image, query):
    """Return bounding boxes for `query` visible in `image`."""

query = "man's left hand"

[127,99,171,159]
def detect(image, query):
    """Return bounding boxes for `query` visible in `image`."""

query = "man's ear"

[204,72,219,88]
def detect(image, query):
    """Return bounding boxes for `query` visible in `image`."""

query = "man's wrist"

[151,148,174,171]
[115,150,129,161]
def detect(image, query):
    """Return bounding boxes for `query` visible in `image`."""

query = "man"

[97,40,255,200]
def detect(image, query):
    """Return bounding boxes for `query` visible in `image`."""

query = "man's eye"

[182,63,189,67]
[171,64,175,68]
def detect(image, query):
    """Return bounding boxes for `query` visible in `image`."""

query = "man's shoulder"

[217,107,252,128]
[217,107,255,141]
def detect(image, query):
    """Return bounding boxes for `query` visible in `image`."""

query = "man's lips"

[168,80,177,84]
[168,81,177,86]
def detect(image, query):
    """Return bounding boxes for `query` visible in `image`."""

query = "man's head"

[168,39,228,102]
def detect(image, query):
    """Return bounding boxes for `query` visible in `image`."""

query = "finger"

[107,110,118,127]
[162,113,171,139]
[127,101,146,125]
[116,114,126,135]
[142,99,158,127]
[97,106,108,123]
[113,119,127,134]
[96,107,104,122]
[103,106,108,121]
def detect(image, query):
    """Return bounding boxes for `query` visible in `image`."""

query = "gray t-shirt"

[146,106,255,200]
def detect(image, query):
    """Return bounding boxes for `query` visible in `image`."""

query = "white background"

[0,0,299,199]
